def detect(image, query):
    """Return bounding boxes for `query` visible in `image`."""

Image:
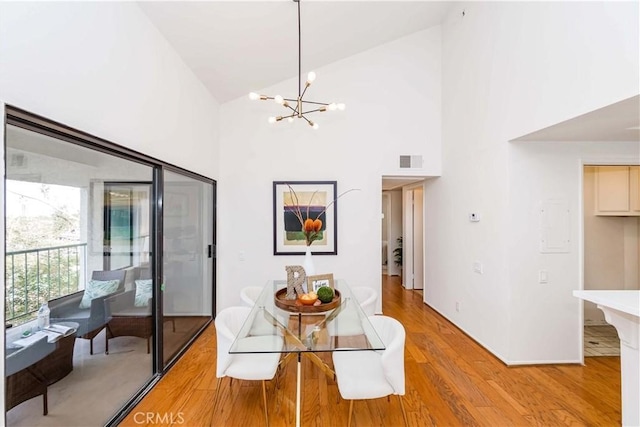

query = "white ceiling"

[138,1,452,103]
[513,95,640,142]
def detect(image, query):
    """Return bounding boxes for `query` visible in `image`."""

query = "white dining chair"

[326,287,378,342]
[350,286,377,316]
[332,315,408,427]
[240,286,264,307]
[240,285,291,332]
[213,306,283,426]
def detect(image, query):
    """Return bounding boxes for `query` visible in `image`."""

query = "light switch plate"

[473,261,483,274]
[539,270,549,284]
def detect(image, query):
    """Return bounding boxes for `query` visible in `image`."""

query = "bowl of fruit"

[298,292,319,305]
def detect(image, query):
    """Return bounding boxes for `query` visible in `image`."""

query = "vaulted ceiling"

[139,1,638,143]
[138,1,452,103]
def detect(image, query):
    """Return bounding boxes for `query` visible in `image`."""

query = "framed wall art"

[273,181,338,255]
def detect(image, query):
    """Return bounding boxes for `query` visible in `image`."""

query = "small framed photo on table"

[307,274,334,293]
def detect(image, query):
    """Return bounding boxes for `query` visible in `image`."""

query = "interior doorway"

[381,177,425,290]
[581,164,639,357]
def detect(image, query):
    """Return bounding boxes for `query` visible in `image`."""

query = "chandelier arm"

[300,115,312,125]
[302,108,327,114]
[283,104,297,114]
[299,100,331,106]
[300,84,309,100]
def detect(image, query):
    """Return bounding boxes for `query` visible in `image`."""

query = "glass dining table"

[229,279,385,427]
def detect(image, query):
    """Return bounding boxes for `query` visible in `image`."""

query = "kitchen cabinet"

[595,166,640,216]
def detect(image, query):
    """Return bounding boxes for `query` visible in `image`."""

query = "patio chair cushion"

[79,279,120,309]
[134,279,153,307]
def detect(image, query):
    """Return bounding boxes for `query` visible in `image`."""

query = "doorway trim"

[403,181,425,290]
[578,156,640,363]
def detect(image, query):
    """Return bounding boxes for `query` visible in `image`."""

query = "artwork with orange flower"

[273,181,357,255]
[283,187,328,246]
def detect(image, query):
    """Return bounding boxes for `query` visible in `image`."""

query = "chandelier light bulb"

[268,117,277,124]
[249,92,259,100]
[274,95,284,104]
[328,103,337,111]
[306,71,316,84]
[287,117,294,123]
[337,103,346,111]
[312,122,319,130]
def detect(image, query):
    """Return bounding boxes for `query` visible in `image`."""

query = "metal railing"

[5,243,87,325]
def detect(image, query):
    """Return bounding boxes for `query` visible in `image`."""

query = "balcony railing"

[5,243,87,325]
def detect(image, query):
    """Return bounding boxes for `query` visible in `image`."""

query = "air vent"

[10,154,26,168]
[399,155,423,169]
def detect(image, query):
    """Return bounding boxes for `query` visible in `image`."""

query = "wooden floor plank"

[119,275,621,426]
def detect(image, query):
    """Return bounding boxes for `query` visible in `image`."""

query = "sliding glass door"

[162,170,214,367]
[4,108,216,426]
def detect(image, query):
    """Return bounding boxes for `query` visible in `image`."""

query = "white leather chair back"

[369,315,405,395]
[240,286,263,307]
[351,287,378,316]
[214,306,251,378]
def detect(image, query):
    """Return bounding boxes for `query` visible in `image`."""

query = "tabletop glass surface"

[229,279,385,354]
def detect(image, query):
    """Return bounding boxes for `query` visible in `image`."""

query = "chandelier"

[248,0,345,130]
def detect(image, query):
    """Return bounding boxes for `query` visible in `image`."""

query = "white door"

[413,187,424,290]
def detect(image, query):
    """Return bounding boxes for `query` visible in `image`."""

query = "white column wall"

[432,1,639,363]
[218,27,442,309]
[508,142,640,363]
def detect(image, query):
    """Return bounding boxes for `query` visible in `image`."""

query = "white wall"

[0,2,220,179]
[0,1,220,411]
[218,27,442,310]
[508,142,640,363]
[428,1,639,364]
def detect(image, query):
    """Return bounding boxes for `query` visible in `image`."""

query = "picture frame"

[273,181,338,255]
[307,274,335,293]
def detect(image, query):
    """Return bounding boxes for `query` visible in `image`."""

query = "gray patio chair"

[49,270,126,354]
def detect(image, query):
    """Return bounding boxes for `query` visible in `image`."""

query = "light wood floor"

[120,275,621,426]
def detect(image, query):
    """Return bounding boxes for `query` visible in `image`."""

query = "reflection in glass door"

[4,124,154,426]
[162,170,213,367]
[104,183,151,271]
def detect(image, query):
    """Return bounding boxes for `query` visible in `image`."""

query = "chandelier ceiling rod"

[297,0,301,99]
[248,0,345,130]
